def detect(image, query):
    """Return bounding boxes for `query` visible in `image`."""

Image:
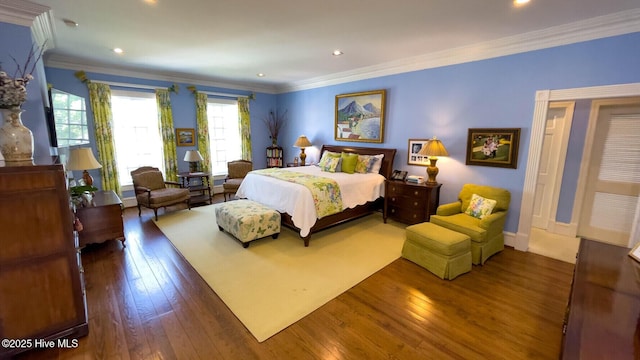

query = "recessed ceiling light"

[514,0,530,6]
[62,18,78,27]
[332,50,343,56]
[257,73,265,77]
[113,48,124,54]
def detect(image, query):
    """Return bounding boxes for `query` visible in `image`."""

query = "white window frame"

[111,89,164,189]
[51,88,89,148]
[207,98,241,176]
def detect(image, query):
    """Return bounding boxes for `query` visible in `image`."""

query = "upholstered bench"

[215,199,281,248]
[402,222,472,280]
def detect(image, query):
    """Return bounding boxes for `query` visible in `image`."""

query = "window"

[207,98,241,175]
[111,90,163,186]
[51,89,89,147]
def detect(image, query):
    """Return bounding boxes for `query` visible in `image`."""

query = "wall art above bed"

[335,89,386,143]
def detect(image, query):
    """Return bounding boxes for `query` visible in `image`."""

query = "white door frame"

[515,82,640,251]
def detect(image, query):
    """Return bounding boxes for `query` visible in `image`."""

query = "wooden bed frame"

[280,145,397,246]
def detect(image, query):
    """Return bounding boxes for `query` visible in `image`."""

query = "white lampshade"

[184,150,204,162]
[66,148,102,171]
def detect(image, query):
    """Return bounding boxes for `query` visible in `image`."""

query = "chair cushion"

[223,178,244,191]
[459,184,510,213]
[132,171,165,190]
[430,213,487,243]
[137,187,189,206]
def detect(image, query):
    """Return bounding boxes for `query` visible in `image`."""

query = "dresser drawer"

[387,205,426,225]
[387,183,427,197]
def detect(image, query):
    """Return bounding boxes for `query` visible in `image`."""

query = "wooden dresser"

[561,238,640,359]
[0,161,88,358]
[383,180,441,225]
[75,190,125,248]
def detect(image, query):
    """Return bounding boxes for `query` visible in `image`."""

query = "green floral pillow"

[355,155,375,173]
[464,193,497,219]
[319,157,341,172]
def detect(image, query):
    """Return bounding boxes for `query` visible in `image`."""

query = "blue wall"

[276,32,640,233]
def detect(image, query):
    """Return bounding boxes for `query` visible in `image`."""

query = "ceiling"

[26,0,640,93]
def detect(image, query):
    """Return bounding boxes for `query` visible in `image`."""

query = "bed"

[235,145,397,246]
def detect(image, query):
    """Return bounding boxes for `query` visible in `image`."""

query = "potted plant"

[262,109,287,146]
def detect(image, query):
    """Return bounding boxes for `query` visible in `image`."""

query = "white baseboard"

[504,231,517,248]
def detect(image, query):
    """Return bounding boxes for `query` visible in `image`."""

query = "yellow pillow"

[340,152,358,174]
[464,194,497,219]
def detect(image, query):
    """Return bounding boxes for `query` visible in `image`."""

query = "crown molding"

[44,56,279,94]
[0,0,49,27]
[277,8,640,93]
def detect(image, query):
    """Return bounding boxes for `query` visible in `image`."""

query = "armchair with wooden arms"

[222,160,253,201]
[429,184,511,265]
[130,167,191,221]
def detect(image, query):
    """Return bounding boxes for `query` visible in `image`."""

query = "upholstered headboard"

[320,145,397,179]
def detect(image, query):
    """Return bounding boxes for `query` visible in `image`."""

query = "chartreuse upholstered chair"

[429,184,510,265]
[131,167,191,220]
[223,160,253,201]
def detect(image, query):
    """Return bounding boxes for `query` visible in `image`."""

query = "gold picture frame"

[335,89,386,143]
[176,128,195,147]
[465,128,520,169]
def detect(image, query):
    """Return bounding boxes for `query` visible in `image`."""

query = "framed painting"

[176,128,195,147]
[335,89,386,143]
[466,128,521,169]
[408,139,430,166]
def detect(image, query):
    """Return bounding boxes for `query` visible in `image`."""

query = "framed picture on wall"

[335,89,386,143]
[465,128,521,168]
[176,128,195,147]
[407,139,430,166]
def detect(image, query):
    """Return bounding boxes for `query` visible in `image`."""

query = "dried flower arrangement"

[263,109,288,144]
[0,43,46,109]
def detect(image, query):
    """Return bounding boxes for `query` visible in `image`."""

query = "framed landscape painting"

[465,128,520,169]
[335,89,386,143]
[176,128,195,146]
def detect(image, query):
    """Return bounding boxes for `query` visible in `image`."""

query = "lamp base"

[189,162,199,173]
[300,149,307,166]
[426,157,439,185]
[82,170,94,186]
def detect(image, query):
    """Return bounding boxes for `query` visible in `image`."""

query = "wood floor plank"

[14,194,575,359]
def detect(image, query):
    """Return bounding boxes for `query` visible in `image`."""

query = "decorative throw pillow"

[464,193,497,219]
[319,157,341,172]
[318,151,341,170]
[355,155,375,174]
[368,154,385,173]
[340,152,359,174]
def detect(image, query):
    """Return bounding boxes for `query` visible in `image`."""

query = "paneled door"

[578,98,640,246]
[532,101,574,230]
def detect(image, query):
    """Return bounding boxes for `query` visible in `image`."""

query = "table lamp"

[66,147,102,186]
[184,150,204,173]
[294,135,312,166]
[417,136,449,185]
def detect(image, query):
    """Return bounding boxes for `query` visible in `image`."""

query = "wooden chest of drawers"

[383,180,441,225]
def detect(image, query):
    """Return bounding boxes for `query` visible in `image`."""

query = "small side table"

[178,172,212,205]
[383,180,441,225]
[75,190,125,248]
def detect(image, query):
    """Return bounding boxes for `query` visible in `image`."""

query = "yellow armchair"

[430,184,510,265]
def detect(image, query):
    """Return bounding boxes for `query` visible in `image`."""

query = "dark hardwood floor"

[16,194,575,359]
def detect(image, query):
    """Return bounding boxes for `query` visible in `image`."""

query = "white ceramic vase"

[0,107,34,163]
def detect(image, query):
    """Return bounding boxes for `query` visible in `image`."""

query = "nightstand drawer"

[387,195,425,209]
[387,183,427,197]
[387,205,425,225]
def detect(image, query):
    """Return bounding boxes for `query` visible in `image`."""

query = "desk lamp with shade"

[417,136,449,185]
[66,147,102,187]
[293,135,312,166]
[184,150,204,173]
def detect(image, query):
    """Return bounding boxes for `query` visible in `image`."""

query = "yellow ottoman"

[402,222,471,280]
[215,200,281,248]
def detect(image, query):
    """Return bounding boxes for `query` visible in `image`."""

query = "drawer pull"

[414,191,419,196]
[391,198,395,202]
[414,202,418,206]
[391,209,395,213]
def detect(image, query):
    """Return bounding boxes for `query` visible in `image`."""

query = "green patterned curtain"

[155,89,179,181]
[195,92,211,173]
[238,97,252,161]
[87,83,121,196]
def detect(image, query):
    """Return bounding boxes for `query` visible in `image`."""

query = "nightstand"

[383,180,441,225]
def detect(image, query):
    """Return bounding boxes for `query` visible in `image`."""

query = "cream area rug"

[153,204,406,342]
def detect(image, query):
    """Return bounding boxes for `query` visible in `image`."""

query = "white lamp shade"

[294,135,312,148]
[184,150,204,162]
[66,148,102,170]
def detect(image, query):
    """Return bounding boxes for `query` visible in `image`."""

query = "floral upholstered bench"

[214,199,281,248]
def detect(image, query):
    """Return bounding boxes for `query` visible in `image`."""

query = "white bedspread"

[235,166,385,237]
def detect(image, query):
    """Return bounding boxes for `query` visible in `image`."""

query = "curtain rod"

[99,81,250,99]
